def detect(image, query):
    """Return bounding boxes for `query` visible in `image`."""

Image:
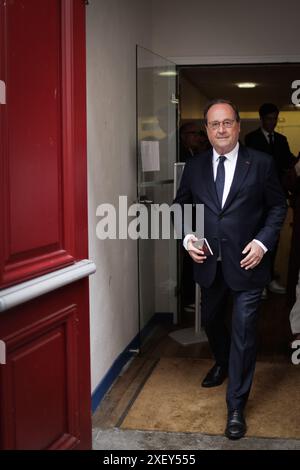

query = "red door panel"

[9,0,62,255]
[0,0,87,288]
[0,0,91,450]
[0,280,91,450]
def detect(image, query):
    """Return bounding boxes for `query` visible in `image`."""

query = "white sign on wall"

[141,140,160,172]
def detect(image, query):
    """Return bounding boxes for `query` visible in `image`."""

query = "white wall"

[86,0,152,392]
[151,0,300,62]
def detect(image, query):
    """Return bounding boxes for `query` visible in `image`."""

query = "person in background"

[245,103,294,296]
[197,129,212,154]
[180,122,202,162]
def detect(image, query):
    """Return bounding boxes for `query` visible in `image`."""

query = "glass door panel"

[136,46,178,335]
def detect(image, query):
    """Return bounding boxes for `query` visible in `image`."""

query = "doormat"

[121,357,300,439]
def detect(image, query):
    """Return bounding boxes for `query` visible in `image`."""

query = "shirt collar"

[261,127,273,139]
[213,142,239,163]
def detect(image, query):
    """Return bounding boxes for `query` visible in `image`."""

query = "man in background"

[179,122,210,162]
[245,103,294,295]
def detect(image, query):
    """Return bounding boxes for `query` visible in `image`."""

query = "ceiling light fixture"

[236,82,257,88]
[159,71,177,77]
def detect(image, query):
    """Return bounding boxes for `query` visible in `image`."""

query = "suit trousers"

[201,262,263,411]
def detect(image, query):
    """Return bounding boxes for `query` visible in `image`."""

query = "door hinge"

[171,93,179,105]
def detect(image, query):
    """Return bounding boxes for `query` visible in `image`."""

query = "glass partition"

[136,46,178,334]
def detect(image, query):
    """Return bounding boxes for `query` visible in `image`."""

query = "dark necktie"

[268,133,274,153]
[215,155,226,206]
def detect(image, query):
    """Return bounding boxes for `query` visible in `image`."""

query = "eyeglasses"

[207,119,236,130]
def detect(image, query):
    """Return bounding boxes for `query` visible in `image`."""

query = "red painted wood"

[0,0,91,450]
[0,280,91,450]
[0,0,88,288]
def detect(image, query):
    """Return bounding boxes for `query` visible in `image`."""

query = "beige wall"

[86,0,152,392]
[151,0,300,62]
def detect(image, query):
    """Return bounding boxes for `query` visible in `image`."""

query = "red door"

[0,0,93,449]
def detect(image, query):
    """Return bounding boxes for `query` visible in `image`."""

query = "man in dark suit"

[245,103,294,186]
[245,103,294,296]
[174,99,287,440]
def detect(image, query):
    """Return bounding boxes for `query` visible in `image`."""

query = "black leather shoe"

[201,364,228,387]
[225,409,246,440]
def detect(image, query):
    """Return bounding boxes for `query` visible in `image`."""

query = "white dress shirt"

[183,143,267,253]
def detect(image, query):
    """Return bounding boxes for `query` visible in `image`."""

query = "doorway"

[135,58,300,353]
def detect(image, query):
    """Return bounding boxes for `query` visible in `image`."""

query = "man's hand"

[240,240,264,270]
[187,235,207,264]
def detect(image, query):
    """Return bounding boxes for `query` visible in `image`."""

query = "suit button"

[218,214,223,220]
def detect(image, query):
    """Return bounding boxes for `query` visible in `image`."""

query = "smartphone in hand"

[192,238,213,256]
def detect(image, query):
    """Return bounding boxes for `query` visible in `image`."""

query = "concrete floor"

[92,427,300,450]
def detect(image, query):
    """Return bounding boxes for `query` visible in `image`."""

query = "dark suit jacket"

[245,128,294,184]
[174,145,287,291]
